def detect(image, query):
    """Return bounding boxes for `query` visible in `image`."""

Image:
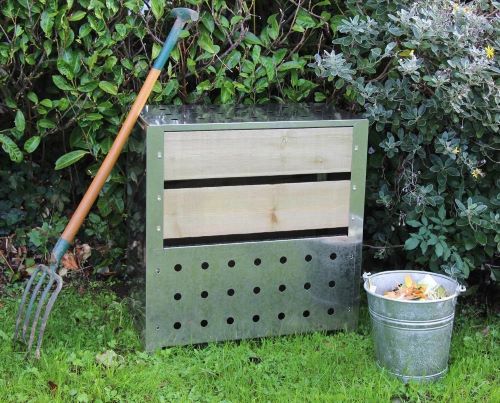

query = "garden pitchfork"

[14,8,199,358]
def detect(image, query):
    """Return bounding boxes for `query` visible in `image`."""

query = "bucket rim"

[363,270,462,304]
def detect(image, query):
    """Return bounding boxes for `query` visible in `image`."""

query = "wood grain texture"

[163,181,351,238]
[164,127,353,180]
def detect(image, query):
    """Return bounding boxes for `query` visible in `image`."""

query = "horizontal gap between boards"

[164,172,351,189]
[163,227,348,248]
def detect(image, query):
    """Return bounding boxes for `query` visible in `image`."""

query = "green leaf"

[99,81,118,95]
[464,238,476,251]
[52,75,73,91]
[27,92,38,104]
[24,136,41,153]
[314,92,326,102]
[15,110,25,132]
[404,237,420,250]
[244,32,263,46]
[84,113,103,121]
[0,133,23,163]
[267,14,279,40]
[438,205,446,220]
[198,33,219,54]
[151,0,165,20]
[68,11,86,21]
[40,99,53,108]
[406,220,422,228]
[38,119,56,129]
[55,150,89,170]
[78,81,99,92]
[435,243,444,258]
[475,231,487,246]
[201,13,215,33]
[40,11,54,37]
[278,61,304,72]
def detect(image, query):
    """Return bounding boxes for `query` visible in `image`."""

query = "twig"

[369,58,393,83]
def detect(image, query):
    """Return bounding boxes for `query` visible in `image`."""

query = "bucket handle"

[362,272,371,280]
[456,284,466,295]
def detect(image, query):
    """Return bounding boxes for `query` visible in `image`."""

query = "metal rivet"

[352,185,357,191]
[349,254,354,259]
[354,145,359,151]
[157,195,161,201]
[157,152,162,159]
[156,225,161,232]
[351,216,355,221]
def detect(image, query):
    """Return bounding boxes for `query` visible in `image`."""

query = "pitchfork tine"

[27,266,55,353]
[21,269,48,341]
[14,265,42,340]
[35,271,63,358]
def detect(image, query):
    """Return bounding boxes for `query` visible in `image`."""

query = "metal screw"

[157,195,161,201]
[352,185,357,191]
[351,216,355,221]
[349,254,354,259]
[156,225,161,232]
[157,151,162,159]
[354,145,359,151]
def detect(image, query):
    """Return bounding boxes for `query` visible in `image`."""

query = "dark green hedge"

[0,0,498,283]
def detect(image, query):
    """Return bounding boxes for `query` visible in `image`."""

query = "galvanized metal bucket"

[363,270,466,382]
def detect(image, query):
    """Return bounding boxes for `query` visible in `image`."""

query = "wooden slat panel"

[164,181,350,239]
[164,127,353,180]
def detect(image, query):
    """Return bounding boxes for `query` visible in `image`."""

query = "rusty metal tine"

[14,265,42,341]
[21,269,48,341]
[27,266,54,353]
[35,271,63,359]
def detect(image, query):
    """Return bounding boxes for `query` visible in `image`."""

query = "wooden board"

[163,181,351,239]
[164,127,353,180]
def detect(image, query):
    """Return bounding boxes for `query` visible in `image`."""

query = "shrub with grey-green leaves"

[313,0,499,281]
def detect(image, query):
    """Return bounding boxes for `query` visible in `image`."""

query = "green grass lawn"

[0,283,498,402]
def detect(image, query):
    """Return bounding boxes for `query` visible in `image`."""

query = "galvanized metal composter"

[127,104,368,350]
[363,271,466,382]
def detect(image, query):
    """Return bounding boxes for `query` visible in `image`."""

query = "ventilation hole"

[155,268,160,274]
[330,253,337,260]
[201,291,208,298]
[173,322,181,329]
[200,320,208,327]
[304,282,311,290]
[253,286,261,294]
[254,258,261,266]
[174,264,182,272]
[156,325,160,330]
[305,255,312,262]
[227,288,235,296]
[278,312,285,320]
[201,262,209,270]
[227,317,234,325]
[174,293,182,300]
[303,310,310,317]
[252,315,260,322]
[228,259,236,268]
[328,308,335,315]
[329,280,336,288]
[279,284,286,292]
[280,256,287,264]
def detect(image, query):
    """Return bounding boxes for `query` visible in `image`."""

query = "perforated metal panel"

[128,104,368,350]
